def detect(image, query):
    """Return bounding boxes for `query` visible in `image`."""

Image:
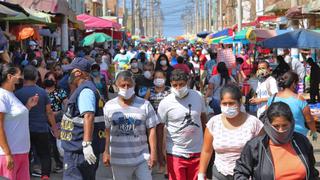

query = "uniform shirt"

[103,97,159,166]
[158,90,206,158]
[0,88,30,155]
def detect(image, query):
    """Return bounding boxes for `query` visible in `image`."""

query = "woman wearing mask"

[144,70,170,176]
[129,58,143,79]
[91,64,108,101]
[198,84,263,180]
[155,54,174,86]
[190,54,201,90]
[206,62,236,115]
[43,72,67,173]
[267,71,317,139]
[0,63,39,180]
[234,102,319,179]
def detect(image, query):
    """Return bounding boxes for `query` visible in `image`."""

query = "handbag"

[259,93,277,122]
[108,84,115,93]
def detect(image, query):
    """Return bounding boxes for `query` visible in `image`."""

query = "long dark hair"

[155,54,172,70]
[278,71,299,89]
[217,62,230,85]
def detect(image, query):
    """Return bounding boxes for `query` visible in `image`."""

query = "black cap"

[62,57,91,73]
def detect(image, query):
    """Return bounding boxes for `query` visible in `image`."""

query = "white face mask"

[160,60,167,66]
[171,85,189,98]
[144,71,152,79]
[118,87,135,100]
[154,78,165,87]
[221,105,239,118]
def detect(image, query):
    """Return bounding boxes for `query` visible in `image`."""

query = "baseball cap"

[62,57,91,73]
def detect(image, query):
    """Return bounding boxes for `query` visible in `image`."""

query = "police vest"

[61,80,105,153]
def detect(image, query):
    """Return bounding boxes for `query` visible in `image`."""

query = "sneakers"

[53,166,63,173]
[41,175,50,180]
[31,171,41,177]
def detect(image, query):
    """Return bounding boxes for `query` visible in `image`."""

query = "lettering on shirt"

[111,112,142,137]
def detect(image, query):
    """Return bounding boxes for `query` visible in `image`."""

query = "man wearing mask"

[114,48,130,73]
[135,62,155,98]
[249,61,278,118]
[60,58,105,180]
[157,69,207,180]
[102,70,158,180]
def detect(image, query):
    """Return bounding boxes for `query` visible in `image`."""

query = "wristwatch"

[82,141,92,147]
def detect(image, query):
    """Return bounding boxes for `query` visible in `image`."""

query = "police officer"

[61,58,105,180]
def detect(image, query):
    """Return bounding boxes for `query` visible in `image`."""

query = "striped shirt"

[103,96,159,166]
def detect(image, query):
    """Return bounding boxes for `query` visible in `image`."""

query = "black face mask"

[44,79,55,87]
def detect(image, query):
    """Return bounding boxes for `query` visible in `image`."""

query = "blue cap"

[62,57,91,73]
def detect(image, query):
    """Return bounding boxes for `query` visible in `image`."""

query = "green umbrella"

[82,33,112,46]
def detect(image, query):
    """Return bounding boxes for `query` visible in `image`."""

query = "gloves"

[83,144,97,165]
[198,173,206,180]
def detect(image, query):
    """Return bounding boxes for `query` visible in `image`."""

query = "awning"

[221,37,249,44]
[208,28,233,39]
[264,0,291,14]
[77,14,121,30]
[90,29,123,40]
[302,0,320,13]
[7,0,72,15]
[246,29,291,43]
[234,28,251,40]
[1,8,53,25]
[233,16,278,29]
[208,36,228,44]
[0,4,21,16]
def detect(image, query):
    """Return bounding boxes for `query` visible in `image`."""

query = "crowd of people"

[0,34,319,180]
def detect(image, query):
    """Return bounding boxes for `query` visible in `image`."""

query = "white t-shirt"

[207,114,263,176]
[103,97,159,166]
[158,90,206,157]
[0,88,30,155]
[209,74,236,100]
[256,76,278,117]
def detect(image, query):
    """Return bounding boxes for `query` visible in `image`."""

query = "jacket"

[234,132,319,180]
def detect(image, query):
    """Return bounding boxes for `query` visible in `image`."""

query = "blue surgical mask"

[91,71,100,77]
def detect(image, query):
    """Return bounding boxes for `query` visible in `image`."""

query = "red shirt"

[173,64,191,74]
[199,54,207,70]
[240,61,254,77]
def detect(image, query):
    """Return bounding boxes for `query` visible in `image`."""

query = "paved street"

[30,134,320,180]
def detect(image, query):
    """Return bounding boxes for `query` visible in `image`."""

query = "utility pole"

[150,0,154,37]
[144,0,148,36]
[290,0,299,60]
[134,0,140,35]
[237,0,242,32]
[195,0,199,32]
[219,0,222,30]
[103,0,107,16]
[131,0,135,34]
[123,0,127,27]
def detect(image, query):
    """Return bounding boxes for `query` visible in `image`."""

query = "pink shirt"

[207,114,263,176]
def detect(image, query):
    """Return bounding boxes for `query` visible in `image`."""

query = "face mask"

[30,45,36,50]
[44,79,55,87]
[257,69,269,81]
[131,62,138,68]
[171,85,189,98]
[154,78,165,87]
[120,50,125,54]
[118,87,135,100]
[160,60,167,66]
[264,120,294,145]
[144,71,152,79]
[91,71,100,77]
[194,57,199,62]
[221,105,239,118]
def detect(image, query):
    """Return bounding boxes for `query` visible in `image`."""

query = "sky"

[161,0,185,37]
